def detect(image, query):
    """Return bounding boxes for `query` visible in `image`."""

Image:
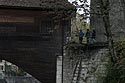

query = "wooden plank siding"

[0,9,55,33]
[0,9,64,83]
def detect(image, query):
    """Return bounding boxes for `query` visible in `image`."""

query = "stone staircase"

[70,49,109,83]
[71,58,82,83]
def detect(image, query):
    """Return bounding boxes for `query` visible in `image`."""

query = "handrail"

[71,57,82,83]
[71,58,80,83]
[76,58,82,83]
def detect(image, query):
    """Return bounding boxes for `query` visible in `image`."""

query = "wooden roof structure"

[0,0,75,11]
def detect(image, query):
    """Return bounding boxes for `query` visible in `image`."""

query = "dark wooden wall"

[0,9,65,83]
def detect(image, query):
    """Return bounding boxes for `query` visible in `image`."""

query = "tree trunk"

[100,0,117,62]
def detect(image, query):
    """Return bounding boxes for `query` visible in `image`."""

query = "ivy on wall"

[104,37,125,83]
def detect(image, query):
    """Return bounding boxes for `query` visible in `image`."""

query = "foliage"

[17,68,27,76]
[4,63,12,76]
[103,37,125,83]
[71,13,90,43]
[4,62,26,76]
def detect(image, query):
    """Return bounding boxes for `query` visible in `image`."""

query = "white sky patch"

[68,0,90,14]
[68,0,90,23]
[68,0,90,5]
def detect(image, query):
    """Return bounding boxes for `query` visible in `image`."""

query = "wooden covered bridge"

[0,0,75,83]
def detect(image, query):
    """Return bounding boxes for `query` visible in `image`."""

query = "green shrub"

[103,37,125,83]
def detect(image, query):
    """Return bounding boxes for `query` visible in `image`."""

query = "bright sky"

[68,0,90,6]
[68,0,90,14]
[68,0,90,23]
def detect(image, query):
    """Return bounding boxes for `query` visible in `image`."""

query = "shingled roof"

[0,0,75,10]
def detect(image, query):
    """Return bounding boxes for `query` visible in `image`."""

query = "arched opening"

[0,60,41,83]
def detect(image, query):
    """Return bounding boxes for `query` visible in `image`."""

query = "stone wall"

[90,0,106,42]
[78,48,109,83]
[90,0,125,42]
[63,47,80,83]
[63,48,109,83]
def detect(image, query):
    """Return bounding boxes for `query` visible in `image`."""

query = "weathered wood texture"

[0,9,69,83]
